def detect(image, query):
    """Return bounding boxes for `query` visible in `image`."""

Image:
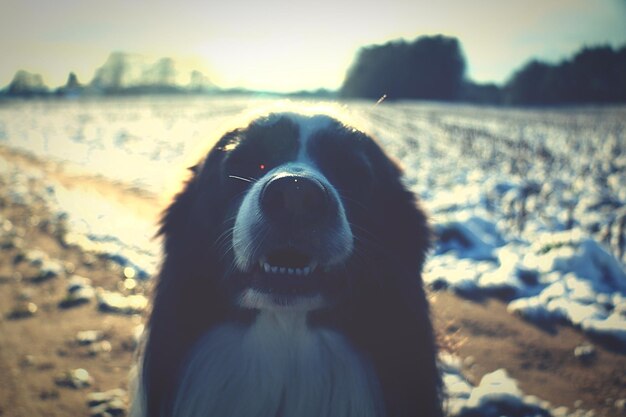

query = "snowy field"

[0,96,624,416]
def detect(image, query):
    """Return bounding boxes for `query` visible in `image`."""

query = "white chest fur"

[172,311,384,417]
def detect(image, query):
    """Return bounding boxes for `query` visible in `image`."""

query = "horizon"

[1,0,626,93]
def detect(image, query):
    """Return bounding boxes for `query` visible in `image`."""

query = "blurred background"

[0,1,625,417]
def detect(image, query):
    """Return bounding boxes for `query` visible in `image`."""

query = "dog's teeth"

[261,262,321,276]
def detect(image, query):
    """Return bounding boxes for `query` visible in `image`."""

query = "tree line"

[3,37,625,105]
[340,36,626,105]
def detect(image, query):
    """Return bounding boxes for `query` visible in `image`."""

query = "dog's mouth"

[238,248,332,311]
[259,248,318,276]
[241,248,333,298]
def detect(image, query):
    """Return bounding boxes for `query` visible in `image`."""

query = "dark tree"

[504,60,553,105]
[340,35,466,101]
[504,45,626,105]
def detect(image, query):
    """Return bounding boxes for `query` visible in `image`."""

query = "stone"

[88,340,112,356]
[55,368,93,389]
[59,275,95,308]
[32,259,65,282]
[574,344,596,363]
[97,289,147,315]
[87,388,127,417]
[87,388,127,406]
[24,249,48,267]
[76,330,104,345]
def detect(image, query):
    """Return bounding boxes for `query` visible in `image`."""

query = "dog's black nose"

[260,174,330,225]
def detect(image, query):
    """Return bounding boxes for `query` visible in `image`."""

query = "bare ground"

[0,149,624,417]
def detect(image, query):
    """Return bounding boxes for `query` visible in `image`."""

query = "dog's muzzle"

[233,163,353,282]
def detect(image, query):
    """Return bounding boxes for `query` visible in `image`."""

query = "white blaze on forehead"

[254,111,337,162]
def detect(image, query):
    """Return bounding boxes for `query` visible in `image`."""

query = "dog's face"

[148,111,440,417]
[162,111,413,312]
[230,115,356,311]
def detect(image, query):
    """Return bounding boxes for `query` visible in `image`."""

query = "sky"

[1,0,625,92]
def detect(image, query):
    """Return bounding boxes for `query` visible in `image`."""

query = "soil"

[0,149,624,417]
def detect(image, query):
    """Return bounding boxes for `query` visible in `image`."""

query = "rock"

[24,249,48,267]
[32,259,65,282]
[88,340,112,356]
[55,368,93,389]
[7,301,38,319]
[59,275,95,308]
[86,388,127,406]
[76,330,104,345]
[67,275,93,291]
[87,388,127,417]
[574,344,596,363]
[97,289,147,315]
[552,406,570,417]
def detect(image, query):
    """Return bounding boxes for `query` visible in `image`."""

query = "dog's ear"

[341,139,443,417]
[158,129,242,259]
[363,136,431,270]
[143,130,241,417]
[157,165,200,251]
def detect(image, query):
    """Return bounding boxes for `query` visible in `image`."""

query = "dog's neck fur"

[171,310,385,417]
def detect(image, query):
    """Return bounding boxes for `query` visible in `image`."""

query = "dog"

[130,110,442,417]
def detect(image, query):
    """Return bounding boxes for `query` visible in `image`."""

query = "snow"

[440,354,557,417]
[0,157,159,277]
[1,97,625,345]
[51,184,159,277]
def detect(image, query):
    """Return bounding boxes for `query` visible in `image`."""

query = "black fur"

[141,113,442,417]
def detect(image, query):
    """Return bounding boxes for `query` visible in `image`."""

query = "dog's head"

[159,111,429,312]
[147,110,439,417]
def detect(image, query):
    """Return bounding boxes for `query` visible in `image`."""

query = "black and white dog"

[130,111,442,417]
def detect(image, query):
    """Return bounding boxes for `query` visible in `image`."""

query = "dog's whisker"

[215,226,235,247]
[228,175,257,183]
[336,191,369,211]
